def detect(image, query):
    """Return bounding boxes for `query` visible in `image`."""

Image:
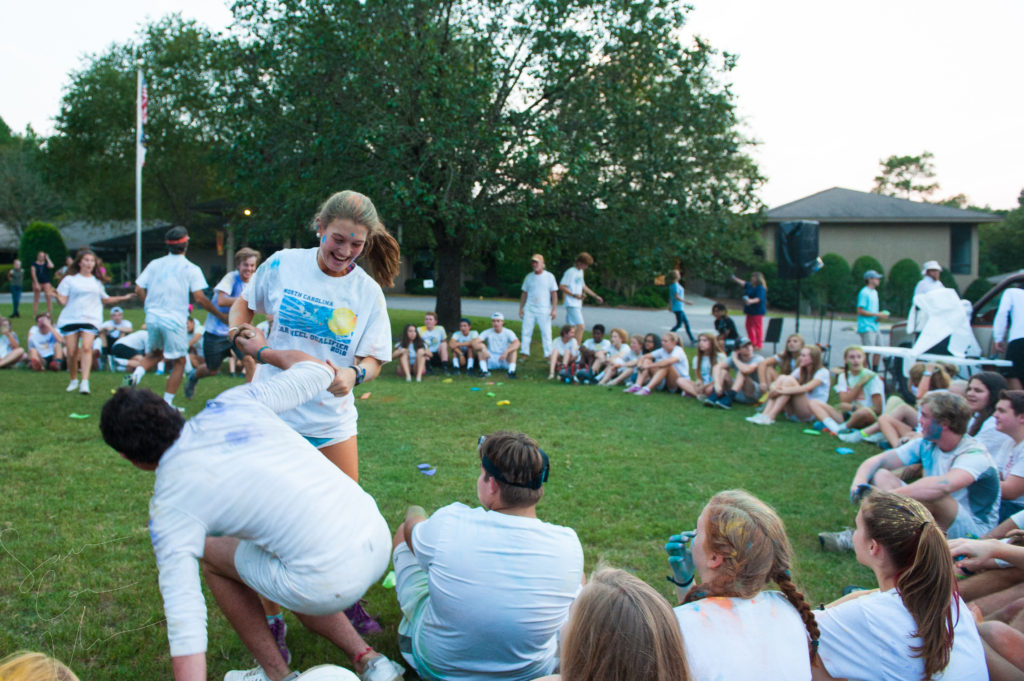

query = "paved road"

[0,290,884,368]
[386,293,887,368]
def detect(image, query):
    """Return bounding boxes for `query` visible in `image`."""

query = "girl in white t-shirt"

[680,332,724,399]
[848,362,954,447]
[748,345,831,425]
[549,324,580,380]
[757,333,805,393]
[808,346,885,435]
[536,568,691,681]
[672,490,819,680]
[626,332,688,396]
[813,491,986,681]
[232,190,399,482]
[53,248,133,394]
[599,334,642,386]
[394,323,427,382]
[965,371,1013,456]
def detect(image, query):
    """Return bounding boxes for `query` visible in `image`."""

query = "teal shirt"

[857,286,879,333]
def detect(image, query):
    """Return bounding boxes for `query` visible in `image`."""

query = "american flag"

[138,73,148,166]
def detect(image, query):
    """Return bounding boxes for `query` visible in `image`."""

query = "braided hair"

[682,490,820,662]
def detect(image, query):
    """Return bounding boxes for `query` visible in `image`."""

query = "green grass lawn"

[0,307,879,678]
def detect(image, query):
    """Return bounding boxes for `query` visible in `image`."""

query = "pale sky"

[3,0,1022,210]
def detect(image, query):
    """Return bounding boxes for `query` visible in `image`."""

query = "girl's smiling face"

[78,253,96,276]
[798,347,812,367]
[661,334,676,349]
[965,378,990,413]
[317,218,367,275]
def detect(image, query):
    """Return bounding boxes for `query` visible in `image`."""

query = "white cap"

[491,312,504,321]
[921,260,942,275]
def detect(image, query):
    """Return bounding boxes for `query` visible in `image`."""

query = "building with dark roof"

[762,187,1001,287]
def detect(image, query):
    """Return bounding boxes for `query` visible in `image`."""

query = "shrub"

[0,264,12,292]
[939,268,960,295]
[963,277,992,304]
[807,253,854,312]
[18,221,66,267]
[477,285,499,298]
[885,258,921,314]
[461,280,483,296]
[759,261,800,311]
[851,255,885,287]
[628,285,667,309]
[405,277,425,294]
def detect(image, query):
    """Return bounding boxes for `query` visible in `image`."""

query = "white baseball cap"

[921,260,942,274]
[491,312,504,321]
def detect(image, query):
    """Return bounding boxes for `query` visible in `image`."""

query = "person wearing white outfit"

[993,285,1024,390]
[99,341,404,681]
[519,254,558,360]
[133,228,222,407]
[908,260,945,334]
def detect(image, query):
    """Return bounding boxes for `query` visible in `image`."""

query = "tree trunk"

[434,230,462,331]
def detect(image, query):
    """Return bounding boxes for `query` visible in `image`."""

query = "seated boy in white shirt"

[391,431,584,681]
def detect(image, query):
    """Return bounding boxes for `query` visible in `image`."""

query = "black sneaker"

[477,368,491,378]
[703,393,719,408]
[507,370,517,379]
[715,393,732,409]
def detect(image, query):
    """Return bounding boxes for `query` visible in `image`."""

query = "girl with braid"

[668,490,819,680]
[812,491,986,681]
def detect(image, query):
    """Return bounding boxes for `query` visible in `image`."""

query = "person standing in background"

[30,251,55,317]
[994,284,1024,391]
[7,258,23,318]
[559,252,603,345]
[731,271,767,350]
[519,254,558,361]
[856,270,888,371]
[667,269,695,344]
[908,260,945,334]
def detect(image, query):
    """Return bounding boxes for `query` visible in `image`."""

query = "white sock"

[467,358,475,369]
[823,417,842,432]
[508,363,517,372]
[452,357,461,369]
[132,366,145,382]
[163,392,175,406]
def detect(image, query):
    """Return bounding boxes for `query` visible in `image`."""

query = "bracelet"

[353,646,374,665]
[350,365,367,385]
[228,326,240,340]
[256,346,270,364]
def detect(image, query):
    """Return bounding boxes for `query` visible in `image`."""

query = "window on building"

[950,225,971,275]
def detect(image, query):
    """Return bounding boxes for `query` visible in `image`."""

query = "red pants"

[746,315,764,349]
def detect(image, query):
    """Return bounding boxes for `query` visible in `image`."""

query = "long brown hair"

[779,333,805,369]
[313,190,401,287]
[68,248,96,276]
[682,490,820,662]
[695,332,721,362]
[966,371,1008,436]
[797,345,823,385]
[561,568,690,681]
[860,491,956,680]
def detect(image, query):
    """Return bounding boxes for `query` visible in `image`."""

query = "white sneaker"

[66,379,80,392]
[224,667,300,681]
[79,380,90,394]
[359,655,404,681]
[130,366,145,387]
[837,429,864,444]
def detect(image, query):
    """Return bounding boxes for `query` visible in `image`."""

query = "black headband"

[478,435,549,490]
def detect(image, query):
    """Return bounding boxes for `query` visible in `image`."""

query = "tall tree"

[0,122,62,237]
[979,189,1024,275]
[45,16,229,229]
[871,151,939,201]
[222,0,762,327]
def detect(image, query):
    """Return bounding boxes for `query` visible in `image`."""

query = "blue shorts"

[565,307,584,326]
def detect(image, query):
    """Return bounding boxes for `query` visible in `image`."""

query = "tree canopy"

[0,118,61,237]
[219,0,763,326]
[871,151,939,201]
[44,1,763,327]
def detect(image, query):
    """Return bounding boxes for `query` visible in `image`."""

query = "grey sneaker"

[184,369,199,400]
[818,528,855,552]
[359,655,404,681]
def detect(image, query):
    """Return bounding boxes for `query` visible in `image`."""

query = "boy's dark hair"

[100,388,185,465]
[459,318,471,326]
[479,431,547,508]
[712,302,727,314]
[1000,390,1024,416]
[592,324,605,333]
[165,226,189,254]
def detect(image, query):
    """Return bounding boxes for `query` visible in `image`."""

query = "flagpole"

[135,64,144,278]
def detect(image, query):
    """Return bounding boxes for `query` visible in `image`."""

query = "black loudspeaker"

[776,220,820,280]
